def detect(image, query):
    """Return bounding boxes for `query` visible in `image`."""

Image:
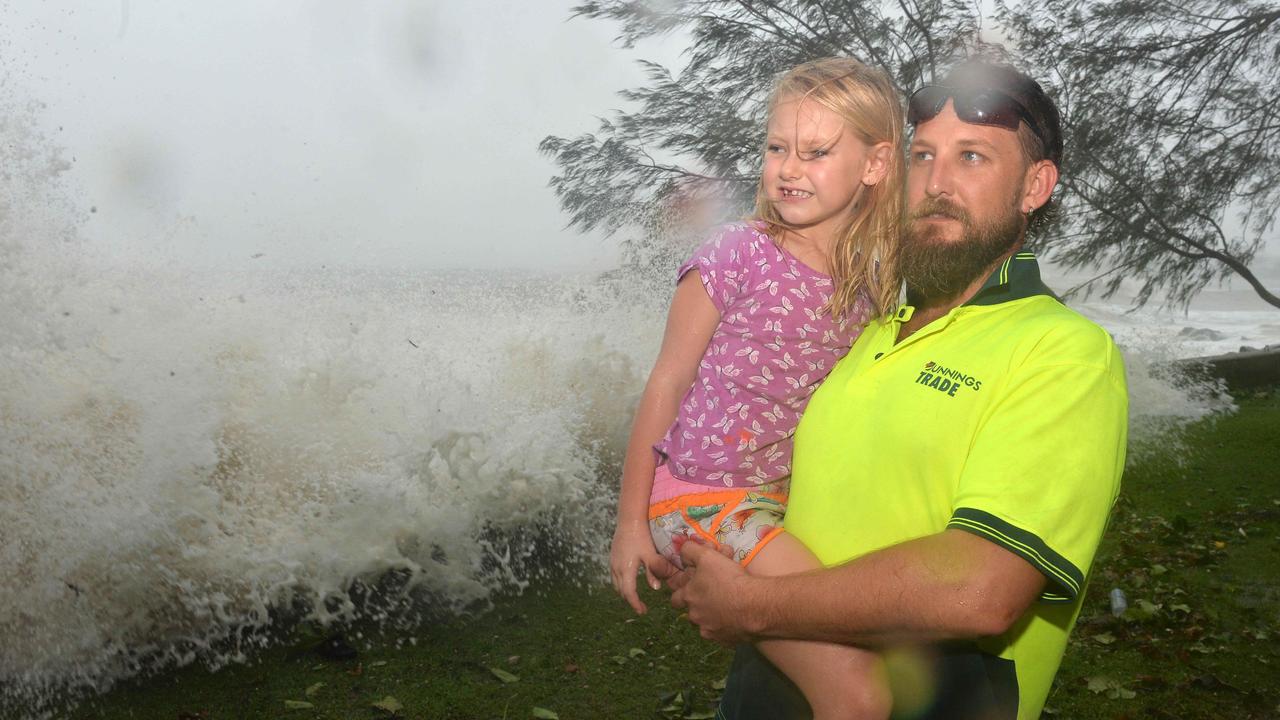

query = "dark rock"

[1178,326,1229,341]
[316,633,359,661]
[1173,347,1280,391]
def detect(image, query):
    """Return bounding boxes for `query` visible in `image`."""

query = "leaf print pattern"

[654,223,871,488]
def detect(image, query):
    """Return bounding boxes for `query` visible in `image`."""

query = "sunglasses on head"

[907,84,1048,151]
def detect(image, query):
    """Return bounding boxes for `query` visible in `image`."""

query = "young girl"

[609,58,904,719]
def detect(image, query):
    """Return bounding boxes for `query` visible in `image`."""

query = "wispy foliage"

[544,0,1280,309]
[1001,0,1280,308]
[539,1,985,269]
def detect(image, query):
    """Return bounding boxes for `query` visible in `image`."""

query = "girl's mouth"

[780,188,813,199]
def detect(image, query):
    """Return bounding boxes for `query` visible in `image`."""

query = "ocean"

[3,133,1277,720]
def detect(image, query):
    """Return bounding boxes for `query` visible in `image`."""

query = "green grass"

[29,391,1280,720]
[1046,389,1280,719]
[70,579,732,717]
[64,582,727,720]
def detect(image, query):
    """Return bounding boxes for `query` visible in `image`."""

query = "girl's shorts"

[648,463,788,570]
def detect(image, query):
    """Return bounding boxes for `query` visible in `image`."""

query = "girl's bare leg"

[746,532,892,720]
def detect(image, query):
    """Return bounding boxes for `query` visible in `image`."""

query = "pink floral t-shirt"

[655,223,872,488]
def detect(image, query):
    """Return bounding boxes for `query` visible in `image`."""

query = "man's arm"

[670,528,1046,646]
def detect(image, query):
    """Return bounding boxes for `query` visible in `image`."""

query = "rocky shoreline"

[1173,345,1280,391]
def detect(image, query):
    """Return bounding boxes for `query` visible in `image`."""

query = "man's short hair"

[939,61,1064,236]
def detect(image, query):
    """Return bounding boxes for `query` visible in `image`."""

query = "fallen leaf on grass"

[305,682,324,696]
[369,660,388,668]
[710,678,727,690]
[1085,676,1136,699]
[1086,676,1111,693]
[531,708,560,719]
[284,700,315,710]
[1135,674,1169,690]
[490,667,520,684]
[372,696,403,714]
[564,662,580,673]
[629,647,647,658]
[1128,599,1162,621]
[1189,673,1240,692]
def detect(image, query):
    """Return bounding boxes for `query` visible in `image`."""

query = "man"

[669,61,1129,720]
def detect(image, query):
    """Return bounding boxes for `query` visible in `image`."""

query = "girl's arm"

[611,271,721,614]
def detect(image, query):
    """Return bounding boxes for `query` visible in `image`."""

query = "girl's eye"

[809,148,829,158]
[766,144,785,154]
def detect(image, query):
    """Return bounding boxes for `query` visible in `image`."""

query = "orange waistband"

[648,488,788,520]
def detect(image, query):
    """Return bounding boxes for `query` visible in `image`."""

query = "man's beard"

[901,196,1024,304]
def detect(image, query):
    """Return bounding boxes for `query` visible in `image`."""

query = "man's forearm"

[743,529,1047,646]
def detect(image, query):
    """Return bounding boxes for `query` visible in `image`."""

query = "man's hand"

[669,541,760,645]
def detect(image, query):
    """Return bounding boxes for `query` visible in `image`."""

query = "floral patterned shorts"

[648,463,788,570]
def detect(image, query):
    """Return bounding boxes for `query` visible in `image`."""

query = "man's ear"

[1021,160,1059,213]
[861,141,894,186]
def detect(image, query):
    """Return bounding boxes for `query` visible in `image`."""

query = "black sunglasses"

[907,84,1048,151]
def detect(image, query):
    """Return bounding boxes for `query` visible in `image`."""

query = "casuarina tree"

[538,0,985,274]
[542,0,1280,309]
[1000,0,1280,309]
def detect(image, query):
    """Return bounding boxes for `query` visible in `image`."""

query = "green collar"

[963,251,1057,307]
[889,251,1057,325]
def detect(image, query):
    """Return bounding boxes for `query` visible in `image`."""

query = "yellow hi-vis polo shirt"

[786,252,1128,720]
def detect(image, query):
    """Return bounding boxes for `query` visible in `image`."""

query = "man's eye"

[961,150,982,163]
[912,150,933,162]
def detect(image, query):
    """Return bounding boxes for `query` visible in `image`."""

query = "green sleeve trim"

[948,507,1084,604]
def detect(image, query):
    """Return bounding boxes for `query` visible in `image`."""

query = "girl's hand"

[610,522,674,615]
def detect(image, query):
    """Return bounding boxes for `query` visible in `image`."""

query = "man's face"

[902,100,1030,302]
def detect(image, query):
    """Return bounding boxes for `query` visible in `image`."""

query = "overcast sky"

[2,1,1276,299]
[0,1,685,271]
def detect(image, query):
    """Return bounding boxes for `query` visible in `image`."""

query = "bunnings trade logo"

[916,361,982,397]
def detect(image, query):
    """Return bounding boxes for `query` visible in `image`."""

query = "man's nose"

[925,159,953,197]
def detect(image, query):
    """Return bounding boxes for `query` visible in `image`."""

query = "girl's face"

[763,96,887,244]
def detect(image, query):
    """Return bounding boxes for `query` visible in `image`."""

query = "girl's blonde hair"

[754,58,904,320]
